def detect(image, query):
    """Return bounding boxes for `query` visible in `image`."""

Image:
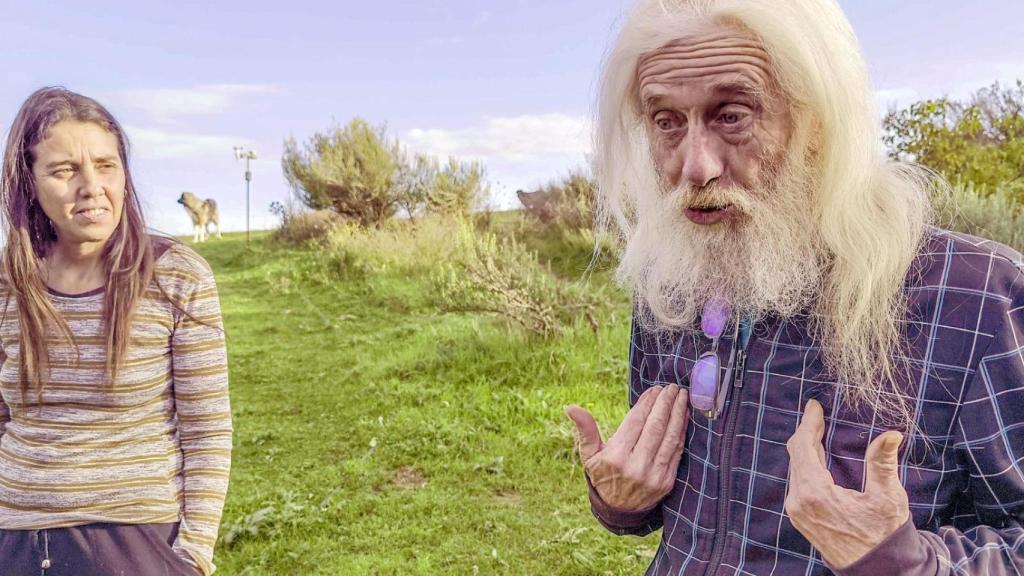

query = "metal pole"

[245,156,252,243]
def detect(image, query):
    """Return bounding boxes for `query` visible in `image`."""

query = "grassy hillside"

[198,180,1024,575]
[197,224,657,575]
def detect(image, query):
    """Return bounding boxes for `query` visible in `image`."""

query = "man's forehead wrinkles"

[637,31,766,61]
[638,64,769,98]
[638,56,771,81]
[638,40,767,66]
[634,51,770,81]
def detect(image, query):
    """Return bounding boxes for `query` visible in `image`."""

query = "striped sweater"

[0,240,232,576]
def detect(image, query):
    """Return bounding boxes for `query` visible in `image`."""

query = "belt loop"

[39,529,51,574]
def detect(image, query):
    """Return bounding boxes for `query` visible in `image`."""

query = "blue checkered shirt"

[589,228,1024,575]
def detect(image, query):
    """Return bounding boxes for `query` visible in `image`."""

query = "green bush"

[518,169,596,231]
[884,81,1024,201]
[282,118,401,227]
[433,222,609,338]
[428,157,490,217]
[322,217,462,278]
[934,180,1024,253]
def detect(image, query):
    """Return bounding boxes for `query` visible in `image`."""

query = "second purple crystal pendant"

[690,297,730,415]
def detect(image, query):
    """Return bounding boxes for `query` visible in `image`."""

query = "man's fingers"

[786,399,832,482]
[631,384,681,460]
[654,388,690,473]
[864,430,903,494]
[607,386,663,449]
[565,405,603,462]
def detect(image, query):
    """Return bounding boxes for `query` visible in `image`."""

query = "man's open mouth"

[683,204,736,225]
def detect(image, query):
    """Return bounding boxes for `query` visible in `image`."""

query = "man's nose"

[679,128,724,188]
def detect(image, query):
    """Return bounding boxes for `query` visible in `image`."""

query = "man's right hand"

[565,385,690,512]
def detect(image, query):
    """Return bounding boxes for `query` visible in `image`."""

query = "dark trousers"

[0,522,195,576]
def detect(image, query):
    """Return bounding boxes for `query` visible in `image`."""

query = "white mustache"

[666,183,758,214]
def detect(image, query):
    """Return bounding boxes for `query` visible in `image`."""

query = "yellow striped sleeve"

[0,347,8,439]
[166,245,232,576]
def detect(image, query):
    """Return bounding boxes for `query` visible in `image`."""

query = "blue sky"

[2,0,1022,235]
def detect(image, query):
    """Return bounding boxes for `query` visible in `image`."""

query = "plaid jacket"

[590,228,1024,575]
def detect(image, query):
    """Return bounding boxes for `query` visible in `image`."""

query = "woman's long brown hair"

[0,87,155,394]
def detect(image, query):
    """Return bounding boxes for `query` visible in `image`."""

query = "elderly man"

[566,0,1024,574]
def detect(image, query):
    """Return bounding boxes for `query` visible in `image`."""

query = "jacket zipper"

[703,348,747,576]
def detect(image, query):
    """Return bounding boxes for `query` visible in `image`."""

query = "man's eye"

[654,114,679,131]
[719,110,748,126]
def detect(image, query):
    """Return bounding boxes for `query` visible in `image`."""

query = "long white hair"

[595,0,932,427]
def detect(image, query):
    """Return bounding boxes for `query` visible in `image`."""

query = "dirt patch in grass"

[494,487,522,506]
[392,466,428,489]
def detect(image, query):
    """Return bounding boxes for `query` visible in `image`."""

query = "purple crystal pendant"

[690,297,731,415]
[689,353,720,412]
[701,296,730,338]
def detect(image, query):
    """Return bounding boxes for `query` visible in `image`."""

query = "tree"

[392,152,438,222]
[282,118,401,227]
[427,157,489,217]
[883,81,1024,200]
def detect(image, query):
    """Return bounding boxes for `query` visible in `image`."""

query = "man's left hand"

[784,399,911,569]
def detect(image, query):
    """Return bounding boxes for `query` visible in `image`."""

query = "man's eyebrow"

[710,81,764,99]
[639,91,668,114]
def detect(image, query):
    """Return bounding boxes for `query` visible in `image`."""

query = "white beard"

[620,155,827,330]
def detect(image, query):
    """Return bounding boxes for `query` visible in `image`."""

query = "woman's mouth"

[74,207,110,222]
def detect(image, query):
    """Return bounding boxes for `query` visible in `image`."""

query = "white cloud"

[114,84,281,119]
[403,114,594,209]
[125,125,254,160]
[404,113,592,163]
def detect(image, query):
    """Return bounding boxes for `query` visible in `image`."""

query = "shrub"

[323,217,462,278]
[393,152,436,222]
[517,169,596,231]
[427,157,490,217]
[282,118,401,227]
[934,180,1024,253]
[433,222,607,338]
[272,209,345,245]
[884,81,1024,201]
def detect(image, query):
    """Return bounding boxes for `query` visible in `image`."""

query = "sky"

[1,0,1022,236]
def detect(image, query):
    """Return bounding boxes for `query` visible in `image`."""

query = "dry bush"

[433,221,606,338]
[517,169,596,231]
[273,209,345,245]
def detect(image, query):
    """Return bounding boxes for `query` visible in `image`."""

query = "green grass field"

[197,227,659,575]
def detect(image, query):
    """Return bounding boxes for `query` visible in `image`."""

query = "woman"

[0,88,232,575]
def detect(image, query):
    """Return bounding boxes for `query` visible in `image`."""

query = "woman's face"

[31,120,126,251]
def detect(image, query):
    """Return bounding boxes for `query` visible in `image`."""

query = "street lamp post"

[233,146,258,243]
